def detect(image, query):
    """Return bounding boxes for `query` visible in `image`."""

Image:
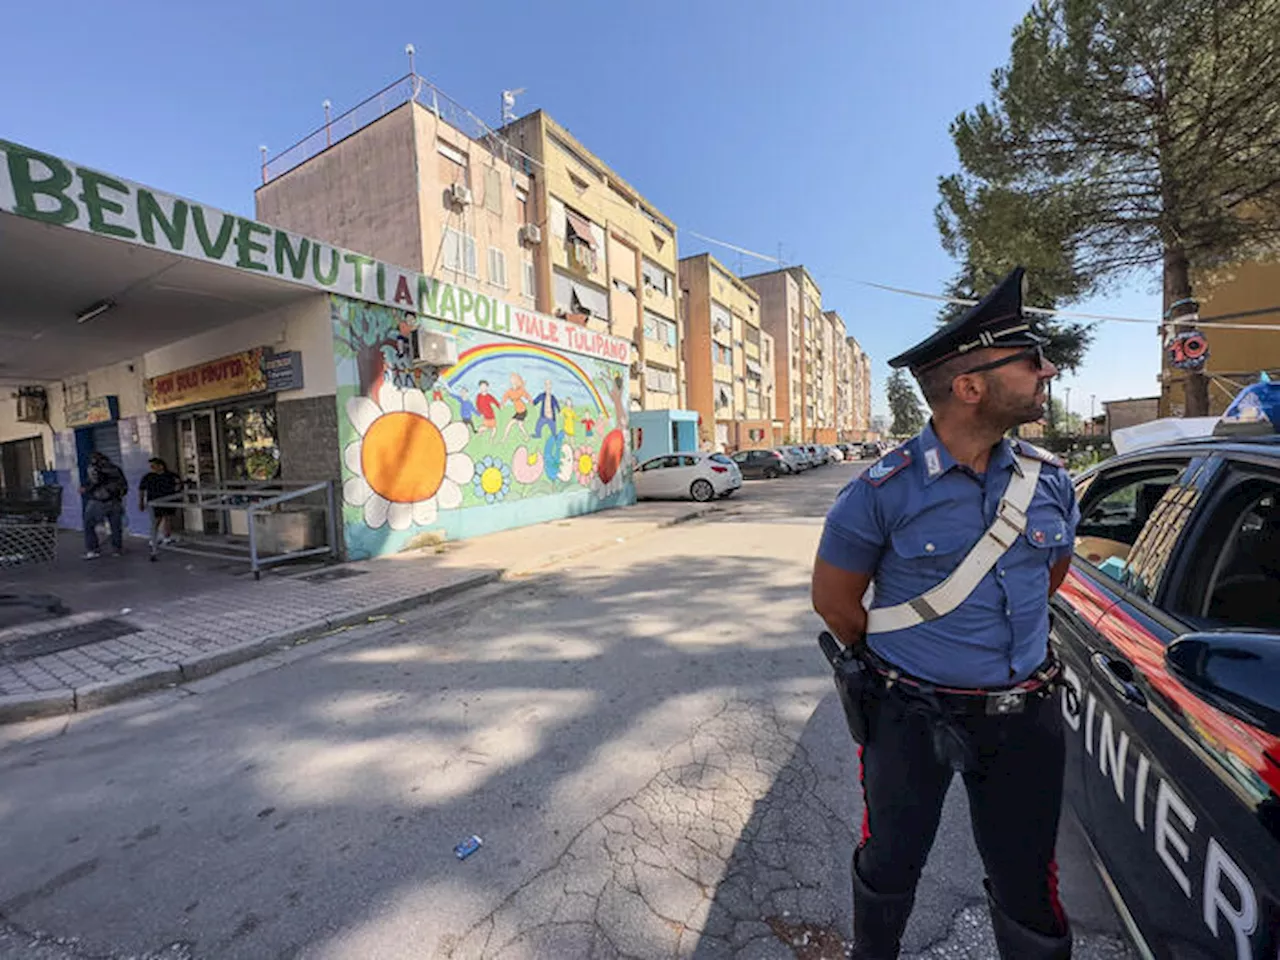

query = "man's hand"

[812,558,873,648]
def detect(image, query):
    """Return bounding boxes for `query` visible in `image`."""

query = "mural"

[331,297,635,559]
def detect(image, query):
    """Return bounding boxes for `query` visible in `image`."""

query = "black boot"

[850,857,915,960]
[985,880,1072,959]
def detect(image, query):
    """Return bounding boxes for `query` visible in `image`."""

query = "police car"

[1051,408,1280,958]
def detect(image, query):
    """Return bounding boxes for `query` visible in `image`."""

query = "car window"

[709,453,733,465]
[641,456,674,471]
[731,452,748,463]
[1074,463,1186,588]
[1191,478,1280,630]
[679,456,698,467]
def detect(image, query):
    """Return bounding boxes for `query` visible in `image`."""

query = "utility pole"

[1064,386,1072,434]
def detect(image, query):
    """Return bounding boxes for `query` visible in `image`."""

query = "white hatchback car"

[633,452,742,502]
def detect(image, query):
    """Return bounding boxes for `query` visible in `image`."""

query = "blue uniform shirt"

[818,423,1080,688]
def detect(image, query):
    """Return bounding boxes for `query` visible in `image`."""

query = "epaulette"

[1014,439,1065,469]
[862,448,912,487]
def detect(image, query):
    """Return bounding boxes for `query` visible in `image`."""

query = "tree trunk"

[1163,246,1209,417]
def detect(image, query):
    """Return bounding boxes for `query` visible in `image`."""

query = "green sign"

[0,139,631,365]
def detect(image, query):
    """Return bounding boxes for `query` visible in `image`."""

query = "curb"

[0,571,503,725]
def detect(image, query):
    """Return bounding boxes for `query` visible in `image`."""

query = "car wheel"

[690,479,715,502]
[763,467,778,479]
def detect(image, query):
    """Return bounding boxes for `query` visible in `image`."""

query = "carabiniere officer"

[812,267,1081,960]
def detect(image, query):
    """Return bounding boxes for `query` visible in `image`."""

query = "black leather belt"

[863,650,1061,717]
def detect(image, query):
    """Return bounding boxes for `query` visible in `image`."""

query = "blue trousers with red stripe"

[855,683,1067,937]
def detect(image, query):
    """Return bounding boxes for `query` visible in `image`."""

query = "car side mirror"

[1165,631,1280,736]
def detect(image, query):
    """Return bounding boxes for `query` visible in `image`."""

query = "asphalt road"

[0,462,1134,959]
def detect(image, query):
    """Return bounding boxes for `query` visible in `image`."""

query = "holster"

[818,632,875,745]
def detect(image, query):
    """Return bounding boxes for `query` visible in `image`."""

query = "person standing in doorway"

[812,268,1078,959]
[81,451,128,559]
[139,457,182,561]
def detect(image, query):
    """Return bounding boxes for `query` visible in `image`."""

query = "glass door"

[177,411,221,534]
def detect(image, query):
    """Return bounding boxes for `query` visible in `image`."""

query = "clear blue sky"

[1,0,1161,420]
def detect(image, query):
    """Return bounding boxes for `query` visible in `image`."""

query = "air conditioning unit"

[519,223,542,245]
[410,328,459,367]
[15,389,47,423]
[447,183,473,207]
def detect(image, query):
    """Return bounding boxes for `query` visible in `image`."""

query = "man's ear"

[951,373,984,405]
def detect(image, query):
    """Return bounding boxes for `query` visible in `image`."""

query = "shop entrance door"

[177,411,221,534]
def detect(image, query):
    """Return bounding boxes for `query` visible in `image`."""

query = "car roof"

[1075,433,1280,478]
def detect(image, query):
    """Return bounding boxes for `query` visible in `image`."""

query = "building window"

[442,228,477,277]
[713,343,732,365]
[643,311,677,347]
[641,259,672,298]
[483,166,502,216]
[564,206,599,273]
[522,258,536,298]
[644,363,678,394]
[488,247,507,288]
[437,140,469,188]
[515,187,530,224]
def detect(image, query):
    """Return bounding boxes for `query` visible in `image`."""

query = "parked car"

[730,448,787,479]
[774,447,806,474]
[634,451,742,502]
[806,444,829,466]
[860,441,883,459]
[787,446,815,471]
[1049,431,1280,958]
[828,445,845,462]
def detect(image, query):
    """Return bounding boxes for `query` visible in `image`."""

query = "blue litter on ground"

[454,835,483,860]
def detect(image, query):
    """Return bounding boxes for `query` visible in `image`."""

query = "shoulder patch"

[1015,439,1065,469]
[862,448,912,486]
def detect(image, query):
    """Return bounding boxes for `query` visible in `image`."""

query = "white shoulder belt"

[866,453,1043,634]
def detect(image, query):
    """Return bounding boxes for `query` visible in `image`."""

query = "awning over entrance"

[0,212,319,384]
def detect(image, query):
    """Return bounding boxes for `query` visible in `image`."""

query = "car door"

[636,455,676,499]
[1052,454,1204,950]
[1086,454,1280,959]
[675,455,701,496]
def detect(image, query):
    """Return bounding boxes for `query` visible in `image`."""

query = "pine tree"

[887,370,927,437]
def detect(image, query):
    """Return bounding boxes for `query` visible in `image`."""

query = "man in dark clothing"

[139,458,182,560]
[81,451,128,559]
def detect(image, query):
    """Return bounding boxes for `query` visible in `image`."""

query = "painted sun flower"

[342,385,473,531]
[473,456,512,504]
[573,445,597,487]
[512,446,544,485]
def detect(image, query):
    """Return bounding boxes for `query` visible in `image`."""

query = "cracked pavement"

[0,467,1134,959]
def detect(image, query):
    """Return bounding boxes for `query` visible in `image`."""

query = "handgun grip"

[818,630,846,666]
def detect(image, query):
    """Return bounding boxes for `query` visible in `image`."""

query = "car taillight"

[710,466,728,473]
[771,452,781,458]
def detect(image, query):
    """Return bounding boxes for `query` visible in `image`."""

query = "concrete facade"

[677,254,767,450]
[499,111,682,413]
[255,102,537,315]
[742,270,803,442]
[1105,396,1161,434]
[1160,256,1280,417]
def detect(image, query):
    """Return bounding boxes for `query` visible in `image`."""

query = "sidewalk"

[0,501,722,723]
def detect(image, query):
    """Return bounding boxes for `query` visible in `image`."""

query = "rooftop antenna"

[501,87,526,125]
[322,99,332,146]
[405,43,416,77]
[259,144,268,184]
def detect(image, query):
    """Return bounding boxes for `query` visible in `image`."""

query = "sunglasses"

[960,344,1047,375]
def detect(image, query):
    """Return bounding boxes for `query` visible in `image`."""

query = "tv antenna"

[501,88,526,125]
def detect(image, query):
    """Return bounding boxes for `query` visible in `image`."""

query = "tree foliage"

[887,369,927,436]
[939,0,1280,413]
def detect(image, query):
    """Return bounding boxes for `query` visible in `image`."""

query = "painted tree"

[942,0,1280,414]
[887,369,927,437]
[331,301,422,401]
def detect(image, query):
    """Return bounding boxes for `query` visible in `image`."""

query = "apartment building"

[847,335,873,440]
[256,79,537,316]
[678,254,773,449]
[499,111,682,412]
[743,266,838,442]
[826,312,853,439]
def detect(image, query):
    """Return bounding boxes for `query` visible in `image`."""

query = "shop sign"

[0,139,632,366]
[145,348,267,412]
[265,351,304,392]
[65,395,118,428]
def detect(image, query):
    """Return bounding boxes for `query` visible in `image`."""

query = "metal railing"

[262,73,537,184]
[148,480,337,579]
